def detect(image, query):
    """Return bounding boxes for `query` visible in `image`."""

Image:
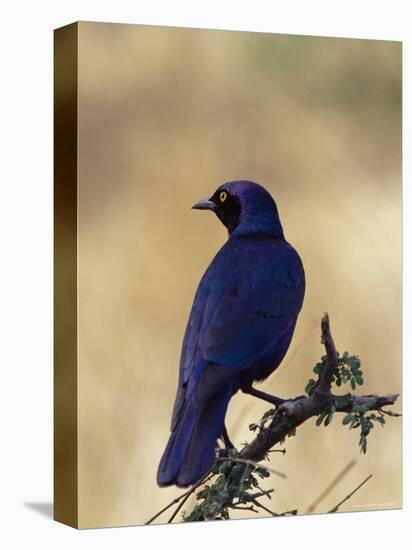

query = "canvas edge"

[53,21,79,529]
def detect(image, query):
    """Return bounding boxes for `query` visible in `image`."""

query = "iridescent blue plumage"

[157,181,305,487]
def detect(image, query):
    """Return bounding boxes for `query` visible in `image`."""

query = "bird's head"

[192,180,285,239]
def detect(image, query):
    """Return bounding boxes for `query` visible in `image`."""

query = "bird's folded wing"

[203,281,305,370]
[170,290,208,430]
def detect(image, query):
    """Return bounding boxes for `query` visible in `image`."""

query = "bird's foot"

[241,385,285,408]
[221,424,235,450]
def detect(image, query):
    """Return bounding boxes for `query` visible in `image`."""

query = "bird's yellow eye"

[219,191,228,203]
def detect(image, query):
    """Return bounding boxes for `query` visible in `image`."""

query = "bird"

[157,180,305,488]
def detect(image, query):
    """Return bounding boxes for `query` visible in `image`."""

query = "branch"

[150,314,400,524]
[240,314,399,462]
[215,456,286,478]
[252,499,277,517]
[145,471,213,525]
[167,483,198,523]
[318,313,338,394]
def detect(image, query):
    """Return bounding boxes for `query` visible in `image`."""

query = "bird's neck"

[230,207,285,239]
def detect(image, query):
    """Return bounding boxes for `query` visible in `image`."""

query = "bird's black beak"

[192,197,216,211]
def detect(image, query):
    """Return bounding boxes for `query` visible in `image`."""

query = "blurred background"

[76,22,402,528]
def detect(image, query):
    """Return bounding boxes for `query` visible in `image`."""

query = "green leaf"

[350,417,359,429]
[355,373,364,385]
[351,377,357,390]
[313,364,323,374]
[305,379,316,395]
[251,476,259,488]
[324,412,333,427]
[219,461,231,474]
[343,414,354,425]
[316,413,326,427]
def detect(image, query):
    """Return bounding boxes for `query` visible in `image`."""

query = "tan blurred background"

[76,22,402,528]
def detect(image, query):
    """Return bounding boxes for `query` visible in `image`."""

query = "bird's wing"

[170,241,239,429]
[203,244,305,370]
[170,280,211,430]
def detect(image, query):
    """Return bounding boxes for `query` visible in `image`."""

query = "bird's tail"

[157,385,233,487]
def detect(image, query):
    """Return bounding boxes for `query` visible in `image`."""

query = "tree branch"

[240,314,399,462]
[215,456,286,478]
[149,313,400,524]
[145,471,213,525]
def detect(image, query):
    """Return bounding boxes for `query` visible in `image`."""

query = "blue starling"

[157,180,305,487]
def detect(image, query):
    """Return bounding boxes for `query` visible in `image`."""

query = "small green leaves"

[323,413,333,427]
[218,461,232,475]
[313,361,326,376]
[340,408,388,455]
[376,416,386,426]
[315,404,335,427]
[354,371,364,385]
[342,414,354,425]
[256,467,270,479]
[315,414,325,427]
[305,350,365,397]
[340,353,364,390]
[306,348,392,457]
[184,450,281,522]
[250,474,260,488]
[305,378,317,396]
